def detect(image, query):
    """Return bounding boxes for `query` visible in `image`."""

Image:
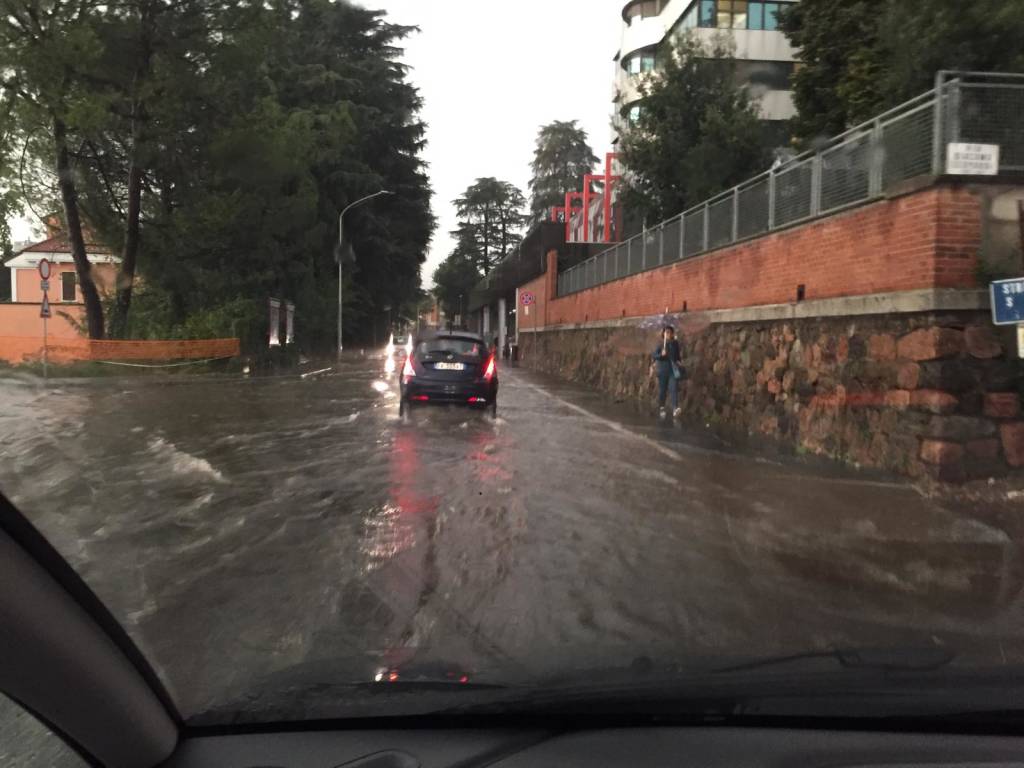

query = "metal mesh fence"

[682,208,704,258]
[774,159,813,227]
[820,130,872,213]
[662,216,682,264]
[881,101,935,187]
[955,83,1024,171]
[557,73,1024,296]
[737,176,770,239]
[707,195,735,250]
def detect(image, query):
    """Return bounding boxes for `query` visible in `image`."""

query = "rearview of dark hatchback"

[400,332,498,415]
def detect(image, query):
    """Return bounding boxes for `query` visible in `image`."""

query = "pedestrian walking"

[650,325,684,418]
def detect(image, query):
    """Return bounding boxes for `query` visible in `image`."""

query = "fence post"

[658,225,665,265]
[702,203,710,252]
[932,71,946,175]
[731,186,740,243]
[810,154,822,217]
[768,169,776,230]
[627,237,633,275]
[948,78,962,143]
[869,118,884,196]
[679,215,686,260]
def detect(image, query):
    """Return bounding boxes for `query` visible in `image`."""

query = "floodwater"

[2,356,1024,728]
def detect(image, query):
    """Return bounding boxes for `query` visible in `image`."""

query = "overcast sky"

[358,0,626,284]
[12,0,627,286]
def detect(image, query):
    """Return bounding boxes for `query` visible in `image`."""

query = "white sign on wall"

[946,143,1000,176]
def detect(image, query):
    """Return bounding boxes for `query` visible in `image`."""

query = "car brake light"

[412,395,430,402]
[402,357,415,379]
[483,355,496,381]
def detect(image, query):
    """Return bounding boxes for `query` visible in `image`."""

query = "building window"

[61,271,76,302]
[627,104,643,125]
[699,0,716,27]
[624,49,657,74]
[716,0,748,28]
[748,1,783,30]
[693,0,788,30]
[624,0,664,23]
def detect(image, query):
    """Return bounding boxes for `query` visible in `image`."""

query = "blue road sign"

[991,278,1024,326]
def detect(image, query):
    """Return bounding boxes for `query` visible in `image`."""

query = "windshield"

[2,0,1024,735]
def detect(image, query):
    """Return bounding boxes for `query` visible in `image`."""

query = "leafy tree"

[779,0,1024,142]
[620,33,771,224]
[2,0,433,351]
[528,120,599,223]
[432,251,478,320]
[452,177,526,274]
[0,0,110,337]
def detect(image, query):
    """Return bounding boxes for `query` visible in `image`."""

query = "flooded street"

[2,356,1024,724]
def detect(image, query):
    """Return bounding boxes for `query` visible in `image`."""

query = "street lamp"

[337,189,392,360]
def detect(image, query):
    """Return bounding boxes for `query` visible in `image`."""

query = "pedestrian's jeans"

[656,363,678,410]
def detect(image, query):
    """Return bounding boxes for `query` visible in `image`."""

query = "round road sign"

[520,292,535,306]
[38,258,52,280]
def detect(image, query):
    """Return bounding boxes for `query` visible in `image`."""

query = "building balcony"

[619,15,665,59]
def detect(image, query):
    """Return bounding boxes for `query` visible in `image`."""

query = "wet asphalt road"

[2,355,1024,727]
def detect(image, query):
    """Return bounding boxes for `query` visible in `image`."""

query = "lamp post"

[337,189,392,361]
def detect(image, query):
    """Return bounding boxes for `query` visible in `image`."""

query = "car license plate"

[434,362,464,371]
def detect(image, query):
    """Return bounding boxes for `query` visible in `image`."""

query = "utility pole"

[337,189,392,361]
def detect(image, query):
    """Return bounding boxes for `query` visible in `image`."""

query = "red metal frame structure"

[550,153,623,243]
[563,191,584,242]
[569,152,622,244]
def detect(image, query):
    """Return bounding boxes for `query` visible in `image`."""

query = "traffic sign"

[38,258,51,280]
[520,291,536,306]
[990,278,1024,325]
[40,294,51,319]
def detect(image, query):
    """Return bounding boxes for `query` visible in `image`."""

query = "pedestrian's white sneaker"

[659,407,667,418]
[673,408,682,418]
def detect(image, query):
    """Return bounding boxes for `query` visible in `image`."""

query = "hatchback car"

[400,331,498,415]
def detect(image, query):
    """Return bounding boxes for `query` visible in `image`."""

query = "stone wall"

[520,311,1024,483]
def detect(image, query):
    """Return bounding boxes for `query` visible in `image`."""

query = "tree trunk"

[54,116,105,339]
[109,22,152,339]
[109,117,143,338]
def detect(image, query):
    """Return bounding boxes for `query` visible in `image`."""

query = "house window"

[61,271,76,302]
[627,104,643,125]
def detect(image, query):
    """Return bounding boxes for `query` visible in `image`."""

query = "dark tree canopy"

[452,177,526,275]
[0,0,435,350]
[779,0,1024,142]
[528,120,599,223]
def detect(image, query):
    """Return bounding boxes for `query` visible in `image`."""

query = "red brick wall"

[531,184,982,327]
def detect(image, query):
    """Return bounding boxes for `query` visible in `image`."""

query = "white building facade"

[613,0,799,140]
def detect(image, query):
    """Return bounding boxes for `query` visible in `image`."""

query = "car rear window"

[418,338,484,358]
